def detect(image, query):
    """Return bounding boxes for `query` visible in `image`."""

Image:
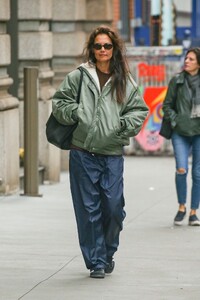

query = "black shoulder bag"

[159,117,173,140]
[46,67,83,150]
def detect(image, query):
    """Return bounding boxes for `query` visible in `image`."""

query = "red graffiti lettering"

[138,63,166,82]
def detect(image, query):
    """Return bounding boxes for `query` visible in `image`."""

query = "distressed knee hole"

[176,168,186,174]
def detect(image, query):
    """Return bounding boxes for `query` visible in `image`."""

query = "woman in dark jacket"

[163,47,200,226]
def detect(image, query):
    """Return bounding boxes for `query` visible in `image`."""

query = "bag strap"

[77,67,83,104]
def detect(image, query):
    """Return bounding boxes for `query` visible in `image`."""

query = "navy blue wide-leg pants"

[69,149,126,270]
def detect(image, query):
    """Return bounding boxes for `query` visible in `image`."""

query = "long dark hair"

[83,25,129,103]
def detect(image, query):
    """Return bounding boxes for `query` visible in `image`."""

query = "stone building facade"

[0,0,114,195]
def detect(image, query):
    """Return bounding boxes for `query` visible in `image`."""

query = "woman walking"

[52,25,148,278]
[162,47,200,226]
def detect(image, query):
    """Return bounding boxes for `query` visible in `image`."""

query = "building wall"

[112,0,120,30]
[112,0,134,42]
[174,0,192,27]
[0,0,19,194]
[0,0,114,195]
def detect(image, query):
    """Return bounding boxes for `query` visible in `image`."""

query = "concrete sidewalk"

[0,156,200,300]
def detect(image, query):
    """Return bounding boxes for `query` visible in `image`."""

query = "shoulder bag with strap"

[46,67,83,150]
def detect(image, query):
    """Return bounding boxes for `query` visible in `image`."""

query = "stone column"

[51,0,86,170]
[18,0,60,183]
[52,0,113,88]
[0,0,20,194]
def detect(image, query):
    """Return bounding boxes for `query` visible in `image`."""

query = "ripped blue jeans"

[172,132,200,210]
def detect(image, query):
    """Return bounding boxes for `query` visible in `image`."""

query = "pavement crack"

[17,255,79,300]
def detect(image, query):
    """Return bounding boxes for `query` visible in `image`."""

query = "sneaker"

[105,257,115,274]
[188,214,200,226]
[174,209,186,225]
[90,268,105,279]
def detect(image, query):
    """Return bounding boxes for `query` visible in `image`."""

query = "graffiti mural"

[125,47,183,154]
[135,86,167,152]
[138,62,166,83]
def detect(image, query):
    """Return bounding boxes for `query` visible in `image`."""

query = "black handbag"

[46,67,83,150]
[159,117,173,139]
[159,84,178,140]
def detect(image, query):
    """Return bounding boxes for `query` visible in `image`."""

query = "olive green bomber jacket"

[52,62,149,155]
[162,71,200,136]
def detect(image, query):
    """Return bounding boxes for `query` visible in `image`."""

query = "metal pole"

[23,67,41,197]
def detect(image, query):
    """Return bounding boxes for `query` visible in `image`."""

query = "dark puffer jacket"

[163,71,200,136]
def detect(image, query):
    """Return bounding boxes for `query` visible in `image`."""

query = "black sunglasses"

[93,43,113,50]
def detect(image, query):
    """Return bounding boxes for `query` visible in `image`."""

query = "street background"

[0,156,200,300]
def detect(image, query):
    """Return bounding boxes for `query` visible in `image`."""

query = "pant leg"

[172,132,191,205]
[69,149,107,270]
[99,155,126,258]
[191,135,200,210]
